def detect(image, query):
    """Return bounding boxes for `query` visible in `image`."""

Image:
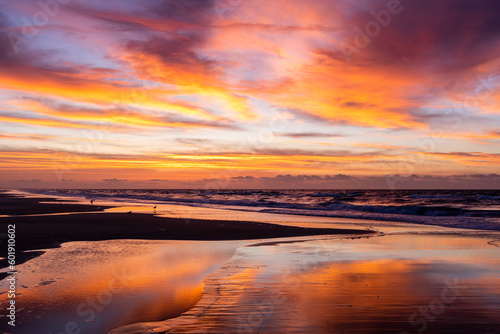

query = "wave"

[24,189,500,231]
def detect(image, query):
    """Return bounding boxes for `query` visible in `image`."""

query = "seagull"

[90,199,94,204]
[128,210,132,214]
[153,206,157,209]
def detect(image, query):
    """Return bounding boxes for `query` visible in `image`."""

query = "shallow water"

[0,240,243,333]
[112,234,500,334]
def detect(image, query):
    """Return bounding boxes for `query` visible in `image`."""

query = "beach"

[1,190,500,333]
[0,191,372,267]
[2,0,500,333]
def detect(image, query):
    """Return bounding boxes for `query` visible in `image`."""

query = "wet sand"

[111,233,500,334]
[2,212,373,250]
[0,191,373,277]
[0,190,112,215]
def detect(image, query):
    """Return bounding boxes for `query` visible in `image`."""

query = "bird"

[90,199,94,204]
[153,205,157,209]
[128,210,132,214]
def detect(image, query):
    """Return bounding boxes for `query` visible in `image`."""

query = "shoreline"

[0,190,113,215]
[2,190,500,333]
[18,188,500,232]
[0,191,374,275]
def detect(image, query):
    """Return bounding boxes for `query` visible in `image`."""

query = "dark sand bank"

[0,192,373,276]
[0,190,112,215]
[4,212,373,249]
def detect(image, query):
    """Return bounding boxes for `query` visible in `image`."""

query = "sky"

[0,0,500,189]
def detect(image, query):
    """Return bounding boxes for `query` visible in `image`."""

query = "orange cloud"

[118,40,257,121]
[7,99,233,131]
[415,151,500,167]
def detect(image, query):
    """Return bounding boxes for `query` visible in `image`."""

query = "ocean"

[26,189,500,231]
